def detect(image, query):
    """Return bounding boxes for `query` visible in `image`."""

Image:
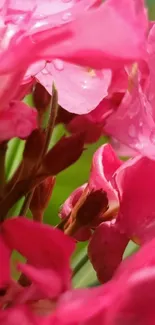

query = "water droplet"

[128,124,136,138]
[134,142,144,150]
[139,120,143,127]
[150,130,155,144]
[81,80,89,89]
[42,68,49,75]
[53,59,64,71]
[62,12,72,21]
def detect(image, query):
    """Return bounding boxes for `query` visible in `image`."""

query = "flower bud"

[33,83,51,112]
[41,133,85,176]
[22,129,46,176]
[30,176,55,221]
[76,189,108,226]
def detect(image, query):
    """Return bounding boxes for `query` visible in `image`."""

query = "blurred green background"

[6,0,155,287]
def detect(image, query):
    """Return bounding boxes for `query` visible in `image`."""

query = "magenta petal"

[0,306,37,325]
[108,238,155,325]
[0,71,26,111]
[115,156,155,244]
[18,263,62,298]
[0,235,10,289]
[89,144,122,203]
[110,138,138,158]
[88,221,129,282]
[56,286,110,323]
[48,0,147,69]
[60,184,87,219]
[2,218,75,289]
[104,85,155,159]
[37,62,111,114]
[0,101,37,142]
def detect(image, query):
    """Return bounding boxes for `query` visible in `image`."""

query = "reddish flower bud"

[41,133,85,176]
[30,176,56,222]
[76,189,108,227]
[22,129,46,176]
[56,106,75,125]
[33,83,51,126]
[33,83,51,112]
[64,189,109,239]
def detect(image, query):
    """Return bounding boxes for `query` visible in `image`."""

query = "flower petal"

[0,101,37,142]
[47,0,147,69]
[2,218,75,289]
[104,85,155,159]
[88,220,129,282]
[115,156,155,244]
[89,144,122,203]
[0,235,10,289]
[18,263,62,298]
[36,62,111,114]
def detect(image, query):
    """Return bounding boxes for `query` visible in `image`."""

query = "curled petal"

[88,220,129,282]
[89,144,122,203]
[60,184,87,219]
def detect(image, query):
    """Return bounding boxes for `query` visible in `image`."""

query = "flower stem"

[42,84,59,156]
[72,253,89,277]
[19,190,35,216]
[18,85,58,217]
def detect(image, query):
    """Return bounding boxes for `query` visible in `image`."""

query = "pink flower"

[32,0,112,114]
[0,101,37,142]
[60,144,121,241]
[0,217,75,321]
[88,145,155,283]
[0,0,148,130]
[48,0,147,69]
[106,238,155,325]
[35,0,147,114]
[104,81,155,159]
[43,239,155,325]
[115,155,155,245]
[103,21,155,159]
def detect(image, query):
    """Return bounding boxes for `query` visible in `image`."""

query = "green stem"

[42,84,59,156]
[19,190,34,216]
[72,253,89,277]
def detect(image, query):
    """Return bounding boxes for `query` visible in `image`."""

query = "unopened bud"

[41,133,85,176]
[23,129,46,176]
[56,106,75,125]
[30,176,56,221]
[33,83,51,112]
[75,189,108,226]
[33,83,51,126]
[64,189,108,237]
